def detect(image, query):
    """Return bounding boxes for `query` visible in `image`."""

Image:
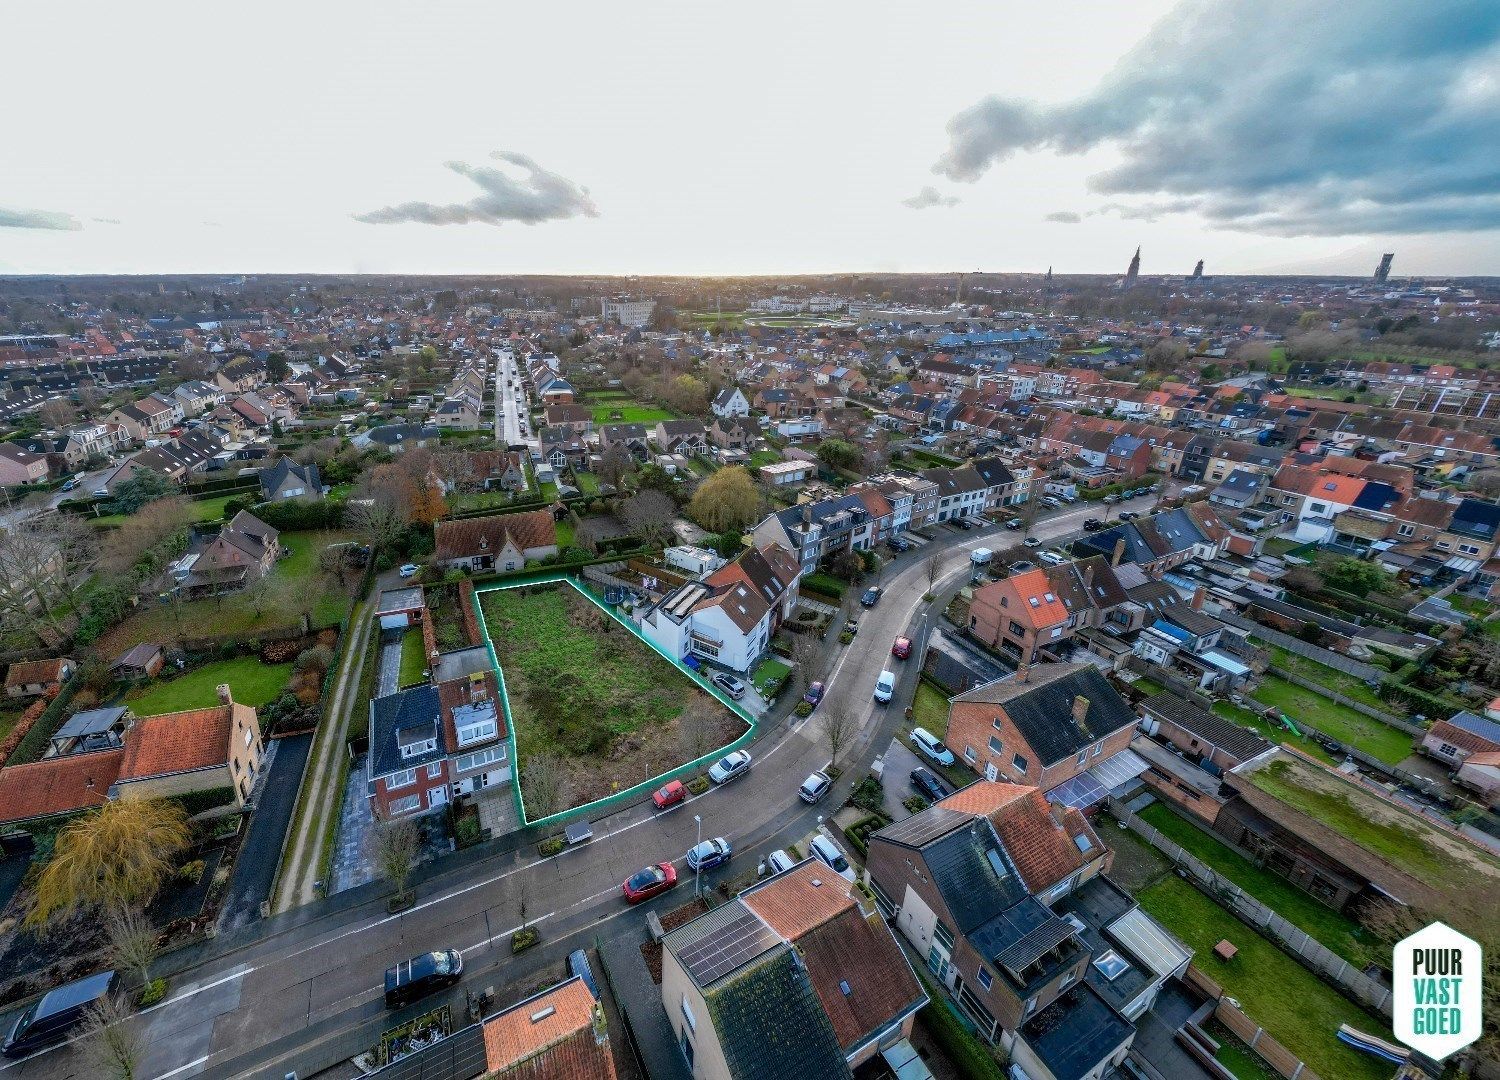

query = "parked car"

[888,536,911,553]
[910,766,952,803]
[873,669,896,703]
[384,950,463,1009]
[708,750,753,784]
[803,681,825,707]
[799,770,833,804]
[686,837,732,871]
[891,636,912,659]
[652,780,687,810]
[398,563,420,578]
[1005,518,1023,530]
[60,478,76,492]
[566,949,601,1000]
[92,487,111,499]
[808,835,856,883]
[711,672,746,700]
[860,586,882,607]
[1022,537,1042,547]
[909,726,955,766]
[1037,550,1065,566]
[622,862,678,904]
[1103,494,1120,504]
[1083,518,1104,531]
[768,848,798,874]
[951,517,974,530]
[3,970,119,1057]
[1119,510,1138,521]
[1040,496,1061,509]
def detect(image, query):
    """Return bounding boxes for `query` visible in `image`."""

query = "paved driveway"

[218,733,312,932]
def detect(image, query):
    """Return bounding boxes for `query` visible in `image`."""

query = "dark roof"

[1140,692,1270,764]
[1451,499,1500,543]
[703,945,852,1080]
[1020,985,1134,1080]
[956,666,1137,768]
[872,804,970,849]
[369,685,443,778]
[969,456,1016,488]
[921,818,1029,933]
[992,916,1079,972]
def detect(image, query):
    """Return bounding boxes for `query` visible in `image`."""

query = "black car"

[860,586,882,607]
[3,970,118,1057]
[951,517,974,530]
[385,950,463,1009]
[910,767,952,803]
[1083,518,1104,531]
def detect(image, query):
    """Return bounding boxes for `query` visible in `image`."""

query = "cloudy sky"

[3,0,1497,277]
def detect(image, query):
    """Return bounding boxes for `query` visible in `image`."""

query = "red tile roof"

[482,978,615,1079]
[4,658,68,689]
[1427,719,1500,755]
[118,704,242,780]
[0,749,123,824]
[435,510,556,562]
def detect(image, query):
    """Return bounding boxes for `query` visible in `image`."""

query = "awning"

[1105,907,1192,979]
[1047,748,1149,809]
[1199,649,1252,677]
[883,1039,936,1080]
[1444,556,1482,573]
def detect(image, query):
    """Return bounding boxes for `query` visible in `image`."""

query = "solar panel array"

[874,805,968,848]
[678,904,780,987]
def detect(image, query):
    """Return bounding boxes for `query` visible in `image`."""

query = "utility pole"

[693,814,703,897]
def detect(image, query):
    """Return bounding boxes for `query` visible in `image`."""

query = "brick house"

[946,665,1139,793]
[434,510,557,573]
[967,569,1074,664]
[178,510,280,598]
[653,419,708,455]
[480,976,617,1078]
[0,443,51,486]
[542,403,593,435]
[1421,711,1500,768]
[709,416,758,452]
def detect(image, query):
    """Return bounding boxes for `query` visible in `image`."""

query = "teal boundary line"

[471,573,758,831]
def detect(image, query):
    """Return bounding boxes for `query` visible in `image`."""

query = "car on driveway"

[1023,536,1042,547]
[860,586,882,607]
[708,750,752,784]
[686,837,732,871]
[799,770,833,804]
[803,681,825,707]
[951,517,974,530]
[910,766,952,803]
[384,950,463,1009]
[622,863,677,904]
[1005,518,1023,530]
[809,835,856,883]
[909,726,955,766]
[399,563,420,578]
[711,673,746,699]
[652,780,687,810]
[888,536,911,553]
[873,669,896,703]
[567,949,600,1001]
[891,636,912,659]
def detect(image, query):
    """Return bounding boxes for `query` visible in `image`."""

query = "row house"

[968,556,1129,662]
[922,466,988,523]
[172,380,225,417]
[106,397,176,443]
[970,455,1031,509]
[640,542,800,673]
[753,494,878,575]
[708,416,758,452]
[1072,503,1230,575]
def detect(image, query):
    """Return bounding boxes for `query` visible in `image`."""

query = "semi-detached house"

[641,543,800,673]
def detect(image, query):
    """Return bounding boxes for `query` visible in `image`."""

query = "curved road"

[0,494,1153,1080]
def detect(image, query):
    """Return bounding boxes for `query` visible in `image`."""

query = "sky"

[2,0,1498,278]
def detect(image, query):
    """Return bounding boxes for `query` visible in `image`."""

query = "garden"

[1248,675,1414,766]
[478,580,749,818]
[125,656,294,713]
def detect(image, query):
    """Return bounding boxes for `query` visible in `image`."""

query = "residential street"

[0,495,1150,1080]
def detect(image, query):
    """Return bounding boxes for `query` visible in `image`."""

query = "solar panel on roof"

[677,906,779,986]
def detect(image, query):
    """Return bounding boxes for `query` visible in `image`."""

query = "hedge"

[801,573,846,600]
[4,675,81,767]
[911,966,1008,1080]
[172,786,238,817]
[230,497,346,531]
[841,812,892,857]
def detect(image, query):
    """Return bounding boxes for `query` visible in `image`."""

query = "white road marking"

[154,1054,210,1079]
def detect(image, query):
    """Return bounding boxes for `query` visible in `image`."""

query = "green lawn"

[88,492,242,528]
[539,481,559,501]
[912,679,949,737]
[554,518,576,549]
[1132,677,1166,698]
[125,657,294,713]
[1262,645,1386,711]
[748,450,782,468]
[590,404,674,425]
[574,471,601,494]
[1212,701,1337,765]
[1447,593,1493,617]
[1250,676,1413,765]
[399,627,427,688]
[1138,876,1393,1080]
[276,531,358,625]
[1136,803,1379,967]
[750,656,791,698]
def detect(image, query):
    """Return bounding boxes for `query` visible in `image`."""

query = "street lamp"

[694,814,703,897]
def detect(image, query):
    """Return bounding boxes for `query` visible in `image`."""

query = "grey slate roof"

[955,666,1138,768]
[921,818,1029,933]
[1139,692,1271,764]
[703,944,852,1080]
[369,685,443,778]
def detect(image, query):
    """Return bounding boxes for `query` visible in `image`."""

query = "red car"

[652,780,687,810]
[622,862,677,904]
[891,636,912,659]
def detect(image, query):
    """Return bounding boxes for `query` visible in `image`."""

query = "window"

[1012,754,1028,775]
[1093,951,1130,981]
[400,738,437,759]
[427,762,444,779]
[244,728,253,747]
[1077,750,1088,767]
[680,995,696,1032]
[456,744,508,773]
[933,920,955,952]
[992,716,1003,730]
[388,794,421,815]
[964,745,976,763]
[1008,620,1027,638]
[989,735,1002,755]
[387,769,416,789]
[976,967,993,990]
[1059,969,1076,990]
[1092,742,1102,756]
[457,717,498,746]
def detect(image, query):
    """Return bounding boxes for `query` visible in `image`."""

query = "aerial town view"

[0,2,1497,1079]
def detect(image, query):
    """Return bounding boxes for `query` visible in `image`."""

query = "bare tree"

[791,631,826,699]
[521,751,568,819]
[106,907,161,993]
[346,495,408,553]
[98,496,192,578]
[598,444,635,489]
[820,704,856,772]
[80,992,143,1080]
[373,819,421,903]
[678,701,719,763]
[924,552,944,591]
[618,490,678,548]
[38,398,77,430]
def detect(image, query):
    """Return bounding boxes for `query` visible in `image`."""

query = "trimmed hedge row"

[5,675,81,767]
[911,966,1008,1080]
[801,572,846,600]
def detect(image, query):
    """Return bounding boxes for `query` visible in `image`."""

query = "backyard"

[125,656,294,712]
[479,580,748,815]
[88,492,244,528]
[589,404,675,425]
[1135,802,1379,967]
[399,627,427,688]
[1248,675,1414,766]
[1259,644,1387,711]
[1211,700,1337,766]
[1137,875,1393,1080]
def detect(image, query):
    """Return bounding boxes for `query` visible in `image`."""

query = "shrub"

[850,776,884,813]
[842,812,893,857]
[262,639,301,664]
[177,860,207,884]
[904,795,930,814]
[795,700,814,718]
[838,631,854,645]
[137,978,168,1008]
[511,927,539,953]
[538,837,565,858]
[912,968,1009,1079]
[801,572,845,599]
[687,775,711,795]
[295,644,335,674]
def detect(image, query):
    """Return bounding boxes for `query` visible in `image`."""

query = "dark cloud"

[0,207,81,231]
[901,186,960,210]
[355,151,599,226]
[1044,210,1082,224]
[934,0,1500,236]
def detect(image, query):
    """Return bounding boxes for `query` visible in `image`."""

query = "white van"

[970,547,994,566]
[873,670,896,703]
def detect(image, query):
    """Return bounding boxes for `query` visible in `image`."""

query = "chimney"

[1015,664,1029,684]
[1072,694,1090,725]
[1191,585,1206,611]
[216,683,233,706]
[1082,561,1095,593]
[1111,536,1127,567]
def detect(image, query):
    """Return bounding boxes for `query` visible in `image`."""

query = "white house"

[640,544,800,674]
[711,386,751,419]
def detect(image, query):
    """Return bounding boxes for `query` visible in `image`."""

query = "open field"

[125,657,294,712]
[479,581,747,814]
[1249,675,1413,765]
[1135,802,1379,967]
[1137,875,1393,1080]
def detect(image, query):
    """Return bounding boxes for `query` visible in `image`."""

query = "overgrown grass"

[126,657,294,712]
[912,679,950,737]
[1249,676,1413,765]
[1136,802,1379,967]
[1261,644,1386,710]
[1137,876,1393,1080]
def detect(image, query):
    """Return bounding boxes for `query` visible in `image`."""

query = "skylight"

[1093,950,1130,981]
[1074,834,1094,853]
[985,848,1010,879]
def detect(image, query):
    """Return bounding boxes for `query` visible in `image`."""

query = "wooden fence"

[1183,967,1322,1080]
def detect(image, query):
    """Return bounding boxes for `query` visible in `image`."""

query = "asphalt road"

[0,493,1155,1079]
[494,349,532,452]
